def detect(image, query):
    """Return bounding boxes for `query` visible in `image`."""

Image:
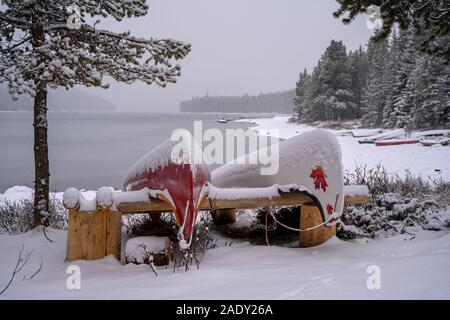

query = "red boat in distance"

[375,138,420,146]
[123,138,210,242]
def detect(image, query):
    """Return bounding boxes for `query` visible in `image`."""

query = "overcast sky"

[84,0,373,112]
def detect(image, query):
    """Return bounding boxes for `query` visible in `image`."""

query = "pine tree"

[301,62,324,121]
[334,0,450,63]
[420,56,450,127]
[348,46,369,117]
[293,69,311,119]
[0,1,191,227]
[392,27,421,129]
[362,37,390,127]
[315,40,356,121]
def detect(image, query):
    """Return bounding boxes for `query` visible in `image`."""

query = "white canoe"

[211,130,345,226]
[359,129,406,144]
[420,137,450,147]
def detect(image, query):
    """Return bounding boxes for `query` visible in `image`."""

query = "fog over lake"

[0,112,271,192]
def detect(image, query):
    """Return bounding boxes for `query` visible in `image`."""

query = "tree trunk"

[32,20,49,227]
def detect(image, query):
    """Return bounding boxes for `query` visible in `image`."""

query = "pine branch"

[1,35,32,52]
[0,11,31,29]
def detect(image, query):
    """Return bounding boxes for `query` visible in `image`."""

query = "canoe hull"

[375,139,419,146]
[124,138,210,241]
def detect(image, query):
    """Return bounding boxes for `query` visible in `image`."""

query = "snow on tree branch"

[0,0,191,98]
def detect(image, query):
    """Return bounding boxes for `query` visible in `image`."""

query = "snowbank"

[0,228,449,299]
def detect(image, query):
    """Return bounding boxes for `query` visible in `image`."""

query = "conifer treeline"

[179,90,295,113]
[295,29,450,129]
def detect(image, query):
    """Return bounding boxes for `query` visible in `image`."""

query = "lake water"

[0,112,271,193]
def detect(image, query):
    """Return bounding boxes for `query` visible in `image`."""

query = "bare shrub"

[344,165,449,206]
[0,194,67,234]
[0,245,43,295]
[172,213,217,272]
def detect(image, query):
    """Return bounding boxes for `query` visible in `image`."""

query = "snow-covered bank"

[1,117,449,300]
[237,116,450,181]
[0,228,449,299]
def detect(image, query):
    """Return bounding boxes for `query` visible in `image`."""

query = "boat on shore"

[415,130,450,146]
[412,130,450,139]
[419,137,450,147]
[351,129,384,138]
[375,138,419,147]
[358,129,406,144]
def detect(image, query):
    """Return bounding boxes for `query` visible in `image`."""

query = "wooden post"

[299,204,336,248]
[214,208,237,225]
[106,210,122,260]
[66,209,107,261]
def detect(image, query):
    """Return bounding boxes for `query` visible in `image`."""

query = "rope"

[271,210,334,232]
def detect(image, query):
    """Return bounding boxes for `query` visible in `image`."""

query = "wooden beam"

[116,193,368,215]
[117,192,315,214]
[344,195,369,205]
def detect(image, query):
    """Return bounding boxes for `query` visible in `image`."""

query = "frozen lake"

[0,112,268,193]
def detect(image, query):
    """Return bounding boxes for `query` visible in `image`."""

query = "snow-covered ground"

[239,116,450,181]
[0,227,449,299]
[1,116,449,299]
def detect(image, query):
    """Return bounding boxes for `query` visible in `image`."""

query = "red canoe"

[123,138,210,242]
[375,138,419,146]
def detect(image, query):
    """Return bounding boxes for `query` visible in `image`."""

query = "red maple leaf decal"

[326,204,334,215]
[310,166,328,192]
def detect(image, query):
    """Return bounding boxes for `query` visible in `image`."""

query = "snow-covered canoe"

[211,130,345,226]
[358,129,406,144]
[124,138,210,241]
[419,137,450,147]
[375,138,420,147]
[412,130,450,139]
[351,129,384,138]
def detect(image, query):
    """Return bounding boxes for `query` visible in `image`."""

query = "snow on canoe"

[211,129,345,226]
[124,137,210,242]
[420,137,450,147]
[412,130,450,139]
[375,138,420,147]
[351,129,384,138]
[358,129,406,144]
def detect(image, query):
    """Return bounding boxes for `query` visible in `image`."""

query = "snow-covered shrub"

[344,165,449,206]
[123,212,216,272]
[344,164,391,198]
[340,165,449,240]
[0,195,67,234]
[337,171,450,240]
